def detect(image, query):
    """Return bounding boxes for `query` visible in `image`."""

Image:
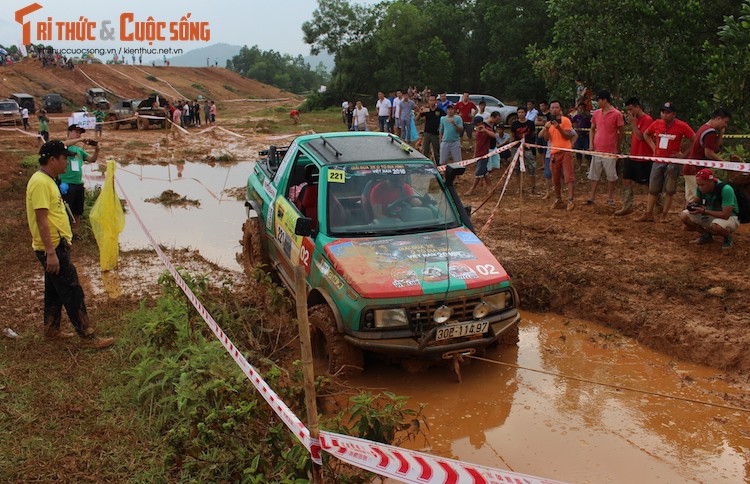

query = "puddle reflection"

[84,161,254,271]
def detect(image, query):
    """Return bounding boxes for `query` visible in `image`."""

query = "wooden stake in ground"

[294,265,323,483]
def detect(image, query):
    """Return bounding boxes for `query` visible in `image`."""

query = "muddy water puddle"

[84,160,254,270]
[351,312,749,483]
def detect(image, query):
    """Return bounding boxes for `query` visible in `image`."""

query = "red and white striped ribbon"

[526,143,750,173]
[437,140,521,172]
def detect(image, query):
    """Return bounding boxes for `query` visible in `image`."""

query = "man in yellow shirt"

[26,140,114,348]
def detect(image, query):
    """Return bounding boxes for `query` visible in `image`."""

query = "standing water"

[84,160,254,270]
[351,312,749,483]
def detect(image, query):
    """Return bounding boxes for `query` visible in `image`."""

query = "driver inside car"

[368,173,421,219]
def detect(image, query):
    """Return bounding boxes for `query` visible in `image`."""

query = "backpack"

[713,181,750,224]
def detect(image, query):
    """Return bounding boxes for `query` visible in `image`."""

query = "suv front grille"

[407,295,485,329]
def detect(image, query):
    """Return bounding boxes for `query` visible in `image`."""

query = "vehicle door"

[268,150,316,289]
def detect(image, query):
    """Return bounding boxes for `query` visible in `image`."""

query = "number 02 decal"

[475,264,499,276]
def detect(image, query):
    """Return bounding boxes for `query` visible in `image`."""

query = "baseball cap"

[661,102,676,113]
[39,140,74,159]
[67,124,86,133]
[473,115,485,125]
[695,168,716,181]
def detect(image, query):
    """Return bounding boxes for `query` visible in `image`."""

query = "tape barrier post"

[113,178,322,464]
[477,145,522,238]
[294,265,323,481]
[113,179,564,483]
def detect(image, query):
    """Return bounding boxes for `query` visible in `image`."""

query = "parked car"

[0,99,22,126]
[242,132,521,375]
[42,93,63,113]
[85,87,110,110]
[10,93,35,114]
[445,93,518,125]
[107,99,141,129]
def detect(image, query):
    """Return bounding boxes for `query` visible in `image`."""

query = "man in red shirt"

[369,175,417,219]
[636,102,695,223]
[616,98,655,215]
[587,90,625,206]
[684,108,733,202]
[454,92,477,140]
[541,101,577,211]
[465,116,494,196]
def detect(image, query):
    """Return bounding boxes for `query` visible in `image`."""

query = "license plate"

[435,321,489,341]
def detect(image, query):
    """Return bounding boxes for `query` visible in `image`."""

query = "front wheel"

[505,113,518,127]
[309,304,363,376]
[498,323,519,345]
[240,217,270,277]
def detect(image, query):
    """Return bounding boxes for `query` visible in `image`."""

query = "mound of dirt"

[1,59,299,111]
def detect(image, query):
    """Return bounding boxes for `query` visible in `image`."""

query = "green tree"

[227,45,327,93]
[705,1,750,130]
[417,37,453,93]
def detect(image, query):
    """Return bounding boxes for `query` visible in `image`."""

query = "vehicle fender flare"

[308,288,345,333]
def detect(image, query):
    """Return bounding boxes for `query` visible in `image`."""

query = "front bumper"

[343,310,520,359]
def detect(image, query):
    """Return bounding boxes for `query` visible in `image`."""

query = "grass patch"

[191,83,205,91]
[145,75,158,82]
[223,85,237,93]
[19,154,38,170]
[123,140,150,150]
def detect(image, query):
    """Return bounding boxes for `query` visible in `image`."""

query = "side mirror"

[444,164,465,187]
[294,217,313,237]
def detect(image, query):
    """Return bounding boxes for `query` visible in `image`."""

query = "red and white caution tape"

[319,432,563,484]
[114,178,322,464]
[526,143,750,173]
[477,145,522,238]
[437,141,521,173]
[113,178,564,483]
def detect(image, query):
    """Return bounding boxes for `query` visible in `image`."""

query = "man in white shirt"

[352,100,369,131]
[375,91,392,132]
[391,90,403,137]
[21,107,30,130]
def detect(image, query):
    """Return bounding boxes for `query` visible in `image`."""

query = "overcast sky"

[0,0,377,57]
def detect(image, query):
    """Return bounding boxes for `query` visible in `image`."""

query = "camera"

[85,140,98,146]
[686,202,702,212]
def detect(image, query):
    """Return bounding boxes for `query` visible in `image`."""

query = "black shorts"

[623,158,652,185]
[62,183,85,216]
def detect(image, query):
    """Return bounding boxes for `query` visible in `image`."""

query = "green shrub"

[146,75,158,82]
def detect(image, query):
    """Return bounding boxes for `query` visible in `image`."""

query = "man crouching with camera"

[61,124,100,230]
[679,168,739,249]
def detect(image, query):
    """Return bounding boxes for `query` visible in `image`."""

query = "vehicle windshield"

[326,163,460,236]
[0,102,18,111]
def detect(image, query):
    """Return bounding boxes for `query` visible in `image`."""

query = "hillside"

[0,59,298,109]
[167,43,242,68]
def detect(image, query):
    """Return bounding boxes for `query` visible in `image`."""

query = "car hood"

[323,228,509,298]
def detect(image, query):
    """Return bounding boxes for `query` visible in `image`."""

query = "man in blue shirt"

[436,92,454,115]
[439,104,463,165]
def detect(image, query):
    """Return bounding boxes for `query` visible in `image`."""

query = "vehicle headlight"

[473,301,490,319]
[483,292,510,312]
[433,305,453,324]
[373,308,409,328]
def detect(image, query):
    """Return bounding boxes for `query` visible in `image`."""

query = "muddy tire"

[109,114,120,130]
[137,117,149,130]
[241,217,270,276]
[309,304,363,376]
[498,323,520,345]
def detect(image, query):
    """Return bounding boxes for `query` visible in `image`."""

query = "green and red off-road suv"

[243,132,520,374]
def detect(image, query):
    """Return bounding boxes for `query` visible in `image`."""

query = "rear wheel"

[309,304,363,376]
[137,117,149,130]
[240,217,270,276]
[505,113,518,127]
[109,114,120,130]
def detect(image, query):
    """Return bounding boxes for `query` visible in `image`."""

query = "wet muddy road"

[89,161,749,483]
[352,313,750,483]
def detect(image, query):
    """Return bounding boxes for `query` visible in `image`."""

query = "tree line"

[226,45,329,94]
[301,0,750,129]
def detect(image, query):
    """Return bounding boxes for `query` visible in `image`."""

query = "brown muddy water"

[352,313,750,484]
[83,160,253,270]
[83,161,749,483]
